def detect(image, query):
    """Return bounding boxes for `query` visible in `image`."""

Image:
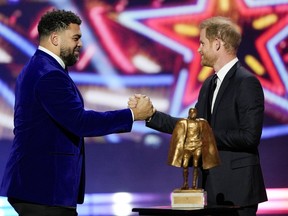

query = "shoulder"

[232,64,261,87]
[235,64,256,79]
[33,50,65,73]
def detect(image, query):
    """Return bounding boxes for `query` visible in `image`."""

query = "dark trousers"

[237,204,258,216]
[8,198,78,216]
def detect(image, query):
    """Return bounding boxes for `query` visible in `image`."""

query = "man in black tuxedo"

[129,16,267,216]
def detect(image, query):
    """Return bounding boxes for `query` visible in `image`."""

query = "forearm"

[146,111,180,134]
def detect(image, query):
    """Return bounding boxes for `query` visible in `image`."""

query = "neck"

[213,54,236,72]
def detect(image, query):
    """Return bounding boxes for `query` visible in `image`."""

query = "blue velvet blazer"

[0,50,133,207]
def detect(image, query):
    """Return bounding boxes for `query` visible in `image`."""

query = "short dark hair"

[38,9,82,39]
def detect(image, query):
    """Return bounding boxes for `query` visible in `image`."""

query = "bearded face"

[198,29,217,68]
[60,45,80,66]
[200,45,217,67]
[58,23,82,67]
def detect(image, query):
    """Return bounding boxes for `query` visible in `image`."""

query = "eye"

[72,35,81,42]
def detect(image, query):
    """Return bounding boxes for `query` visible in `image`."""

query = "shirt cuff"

[129,108,134,121]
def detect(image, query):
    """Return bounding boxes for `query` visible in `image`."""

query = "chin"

[201,61,207,66]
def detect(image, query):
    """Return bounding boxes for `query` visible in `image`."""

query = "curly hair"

[38,9,82,39]
[199,16,241,55]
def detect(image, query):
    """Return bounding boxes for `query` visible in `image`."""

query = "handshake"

[128,94,156,121]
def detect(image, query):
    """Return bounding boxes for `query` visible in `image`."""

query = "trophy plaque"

[171,188,207,208]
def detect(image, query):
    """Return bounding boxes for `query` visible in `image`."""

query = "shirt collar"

[38,46,66,69]
[216,57,238,83]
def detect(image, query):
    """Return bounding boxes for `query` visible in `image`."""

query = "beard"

[60,46,79,66]
[201,53,216,67]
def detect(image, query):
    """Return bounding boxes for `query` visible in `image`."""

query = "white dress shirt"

[211,57,239,112]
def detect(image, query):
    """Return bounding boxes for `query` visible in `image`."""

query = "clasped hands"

[128,94,155,121]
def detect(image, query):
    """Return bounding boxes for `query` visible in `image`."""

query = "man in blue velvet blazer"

[130,17,267,216]
[0,9,154,216]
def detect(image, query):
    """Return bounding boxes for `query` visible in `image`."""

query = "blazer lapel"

[67,74,84,105]
[212,62,241,121]
[201,75,215,120]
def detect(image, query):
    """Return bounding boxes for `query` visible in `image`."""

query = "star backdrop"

[0,0,288,215]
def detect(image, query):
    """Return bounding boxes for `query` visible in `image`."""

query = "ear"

[50,32,59,46]
[215,38,221,51]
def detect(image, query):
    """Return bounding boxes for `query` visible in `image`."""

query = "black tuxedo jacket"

[147,62,267,206]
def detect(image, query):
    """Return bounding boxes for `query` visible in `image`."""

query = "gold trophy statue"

[168,108,220,208]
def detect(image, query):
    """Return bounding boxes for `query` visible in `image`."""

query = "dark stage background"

[0,0,288,215]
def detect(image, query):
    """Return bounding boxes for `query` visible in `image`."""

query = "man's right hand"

[129,94,155,121]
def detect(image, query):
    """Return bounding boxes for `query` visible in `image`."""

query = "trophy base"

[171,188,207,208]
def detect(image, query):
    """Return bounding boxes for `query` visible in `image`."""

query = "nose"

[78,39,83,48]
